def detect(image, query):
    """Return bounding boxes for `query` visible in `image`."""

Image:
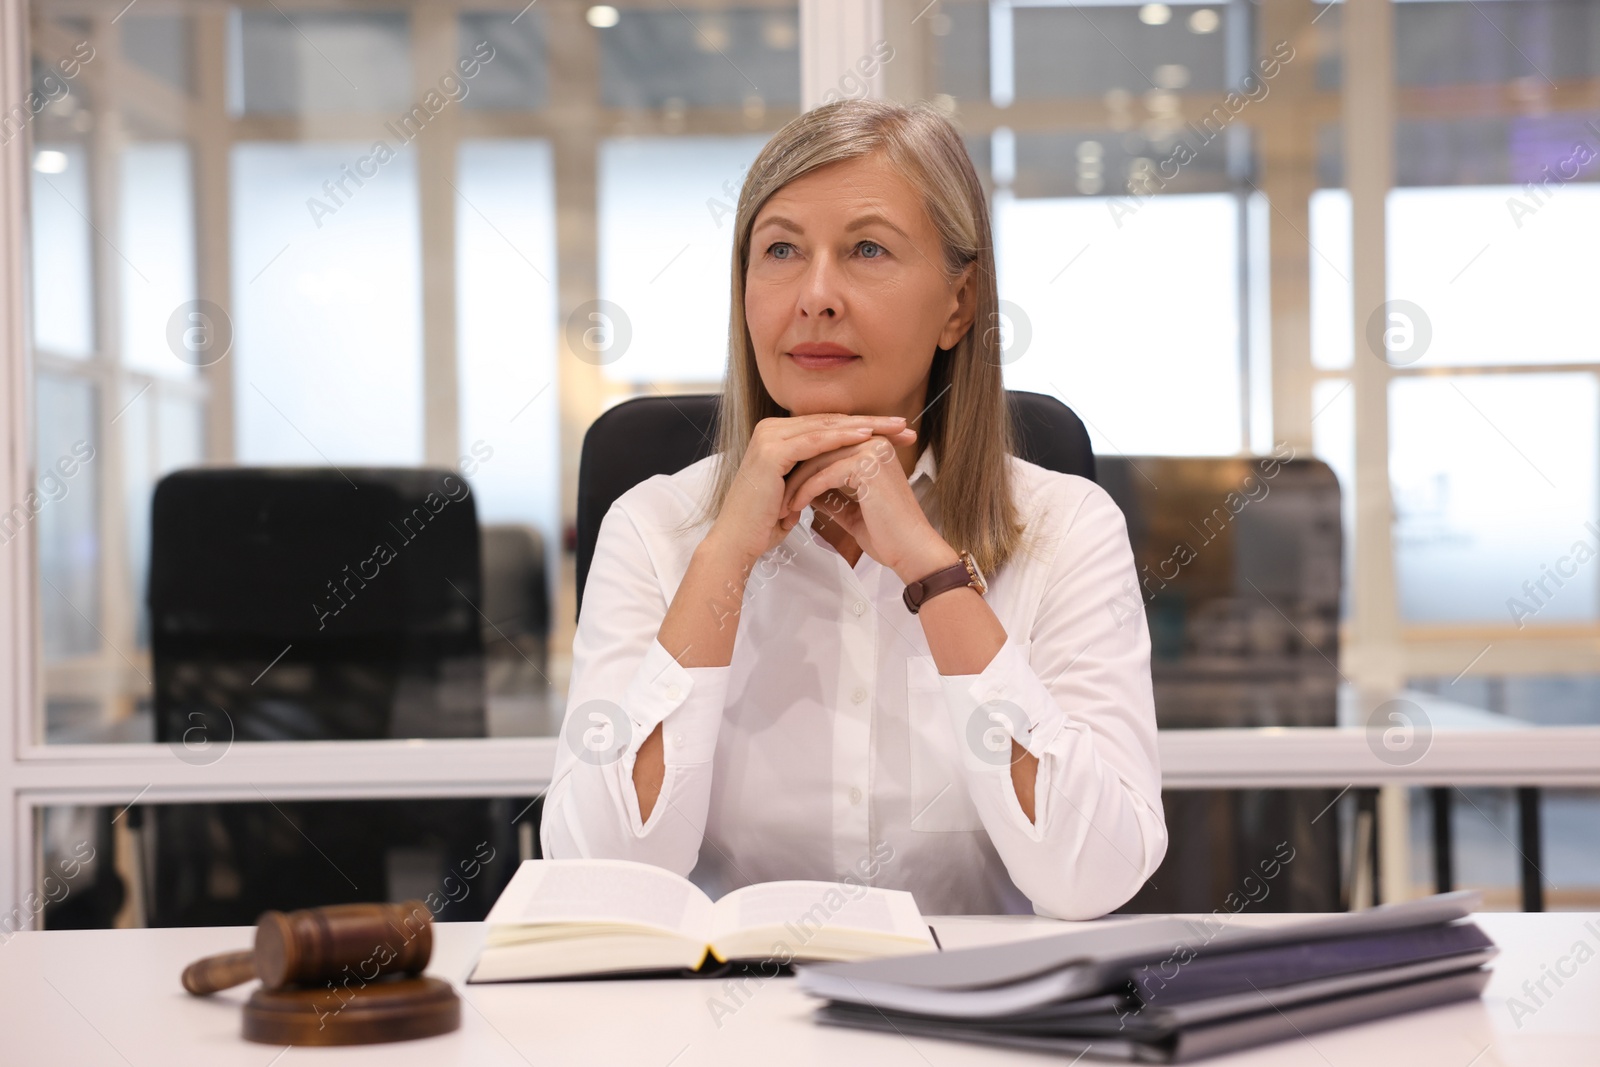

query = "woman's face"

[744,151,976,420]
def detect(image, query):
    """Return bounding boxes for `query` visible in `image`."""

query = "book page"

[710,880,933,946]
[484,859,716,941]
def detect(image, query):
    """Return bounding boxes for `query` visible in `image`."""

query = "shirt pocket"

[906,655,984,832]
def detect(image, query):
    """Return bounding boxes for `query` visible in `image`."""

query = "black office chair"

[1098,456,1348,913]
[142,468,516,926]
[574,390,1096,621]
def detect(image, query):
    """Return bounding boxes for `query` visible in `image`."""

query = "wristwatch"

[902,550,987,614]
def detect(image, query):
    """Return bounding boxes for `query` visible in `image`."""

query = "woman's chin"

[777,388,869,418]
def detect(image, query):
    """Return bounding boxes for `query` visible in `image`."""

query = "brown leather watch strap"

[902,553,980,614]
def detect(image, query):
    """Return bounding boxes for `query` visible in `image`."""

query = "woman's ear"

[937,263,979,350]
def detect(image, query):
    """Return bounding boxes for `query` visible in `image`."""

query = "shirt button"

[851,688,867,704]
[849,787,862,804]
[665,685,682,701]
[673,732,685,748]
[852,601,866,616]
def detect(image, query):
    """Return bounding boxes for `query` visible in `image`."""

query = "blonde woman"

[542,99,1165,919]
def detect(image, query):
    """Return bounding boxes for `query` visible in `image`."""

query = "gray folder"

[814,964,1492,1063]
[796,890,1483,1018]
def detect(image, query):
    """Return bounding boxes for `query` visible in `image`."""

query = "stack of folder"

[795,891,1494,1063]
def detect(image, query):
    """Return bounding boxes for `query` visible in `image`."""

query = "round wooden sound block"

[243,976,460,1046]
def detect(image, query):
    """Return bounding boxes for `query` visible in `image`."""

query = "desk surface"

[1,911,1591,1066]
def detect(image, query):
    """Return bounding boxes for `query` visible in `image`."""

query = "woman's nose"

[796,254,844,318]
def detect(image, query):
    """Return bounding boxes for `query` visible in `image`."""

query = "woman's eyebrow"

[754,214,804,235]
[844,212,911,240]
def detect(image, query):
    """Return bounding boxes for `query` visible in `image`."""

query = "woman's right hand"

[707,413,917,564]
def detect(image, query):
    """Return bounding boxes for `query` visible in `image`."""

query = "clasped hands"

[708,413,961,588]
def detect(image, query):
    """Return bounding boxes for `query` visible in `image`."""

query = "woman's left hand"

[781,433,960,584]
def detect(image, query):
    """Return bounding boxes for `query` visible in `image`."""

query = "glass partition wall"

[25,0,803,747]
[4,0,1600,927]
[10,0,805,928]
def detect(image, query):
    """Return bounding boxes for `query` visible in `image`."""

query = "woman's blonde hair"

[686,98,1030,578]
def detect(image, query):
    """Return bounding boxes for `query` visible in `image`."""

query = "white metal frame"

[1,0,34,930]
[6,0,1600,925]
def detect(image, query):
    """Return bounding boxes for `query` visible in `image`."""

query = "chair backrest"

[148,467,487,743]
[1095,455,1345,914]
[480,523,550,642]
[1094,454,1343,729]
[574,390,1095,622]
[145,469,512,930]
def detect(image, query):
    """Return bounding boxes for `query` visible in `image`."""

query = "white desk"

[1,912,1593,1066]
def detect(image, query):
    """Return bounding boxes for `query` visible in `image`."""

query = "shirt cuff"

[620,636,730,765]
[937,638,1068,762]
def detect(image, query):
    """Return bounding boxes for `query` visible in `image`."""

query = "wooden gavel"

[183,901,434,996]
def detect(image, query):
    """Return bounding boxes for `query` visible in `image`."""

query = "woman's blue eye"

[858,240,885,258]
[768,242,794,259]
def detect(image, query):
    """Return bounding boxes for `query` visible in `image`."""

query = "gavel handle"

[182,950,258,995]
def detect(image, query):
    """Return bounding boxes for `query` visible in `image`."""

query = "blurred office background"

[10,0,1600,925]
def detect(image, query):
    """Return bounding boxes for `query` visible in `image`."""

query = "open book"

[467,859,938,983]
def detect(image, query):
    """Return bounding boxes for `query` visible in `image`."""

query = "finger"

[810,483,858,513]
[764,414,906,450]
[783,441,882,512]
[782,438,872,502]
[784,448,849,501]
[776,425,914,472]
[778,413,908,441]
[787,455,883,517]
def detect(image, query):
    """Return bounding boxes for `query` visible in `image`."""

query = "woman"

[541,99,1165,919]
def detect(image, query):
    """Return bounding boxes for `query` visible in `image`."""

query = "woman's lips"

[790,355,864,371]
[787,341,859,370]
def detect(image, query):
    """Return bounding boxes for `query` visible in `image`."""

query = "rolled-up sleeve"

[539,499,730,875]
[937,483,1167,920]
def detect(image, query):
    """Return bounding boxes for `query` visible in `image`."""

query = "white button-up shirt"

[541,443,1167,919]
